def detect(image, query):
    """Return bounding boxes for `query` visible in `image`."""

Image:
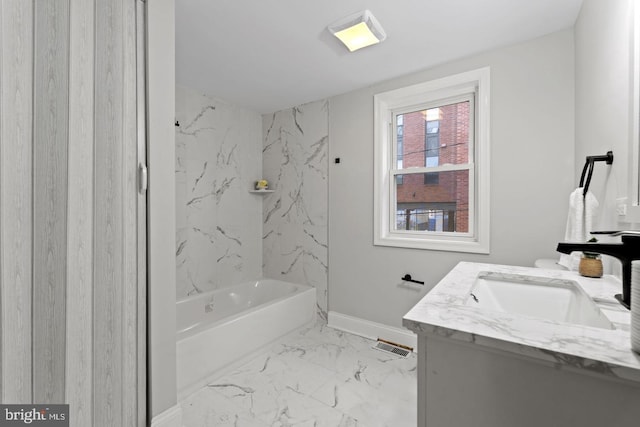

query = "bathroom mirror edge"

[625,0,640,222]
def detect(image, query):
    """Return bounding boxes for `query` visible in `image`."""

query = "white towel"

[558,187,599,270]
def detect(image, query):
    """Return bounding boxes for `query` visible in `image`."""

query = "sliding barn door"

[0,0,147,426]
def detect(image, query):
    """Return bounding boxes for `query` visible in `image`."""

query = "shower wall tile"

[262,100,329,316]
[176,85,262,299]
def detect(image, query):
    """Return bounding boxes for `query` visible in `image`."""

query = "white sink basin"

[466,272,613,330]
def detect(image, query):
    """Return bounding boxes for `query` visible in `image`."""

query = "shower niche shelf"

[249,189,274,195]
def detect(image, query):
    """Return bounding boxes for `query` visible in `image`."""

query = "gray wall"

[147,0,178,419]
[575,0,635,240]
[329,30,576,327]
[0,0,146,425]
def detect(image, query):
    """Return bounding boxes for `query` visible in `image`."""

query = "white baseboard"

[151,404,182,427]
[327,311,417,351]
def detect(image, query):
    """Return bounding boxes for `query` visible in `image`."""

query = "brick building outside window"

[395,101,470,233]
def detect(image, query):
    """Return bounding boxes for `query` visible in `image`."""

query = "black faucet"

[556,232,640,309]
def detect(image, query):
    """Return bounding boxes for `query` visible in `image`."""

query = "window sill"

[374,234,490,254]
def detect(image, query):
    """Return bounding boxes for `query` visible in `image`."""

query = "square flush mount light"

[328,10,387,52]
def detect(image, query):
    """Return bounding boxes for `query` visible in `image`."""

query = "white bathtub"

[176,279,316,398]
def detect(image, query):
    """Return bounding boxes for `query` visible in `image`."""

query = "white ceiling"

[176,0,584,114]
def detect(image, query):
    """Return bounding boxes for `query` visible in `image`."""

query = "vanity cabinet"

[416,334,640,427]
[404,262,640,427]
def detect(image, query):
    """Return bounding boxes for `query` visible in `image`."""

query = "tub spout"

[556,234,640,309]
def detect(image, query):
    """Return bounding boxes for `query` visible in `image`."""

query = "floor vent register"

[372,338,412,357]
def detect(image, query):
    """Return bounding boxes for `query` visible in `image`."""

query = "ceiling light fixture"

[328,10,387,52]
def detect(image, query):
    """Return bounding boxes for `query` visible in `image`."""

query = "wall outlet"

[616,198,628,216]
[617,204,627,216]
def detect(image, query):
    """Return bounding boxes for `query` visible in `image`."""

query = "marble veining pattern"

[262,101,329,317]
[403,262,640,383]
[176,85,263,298]
[181,320,417,426]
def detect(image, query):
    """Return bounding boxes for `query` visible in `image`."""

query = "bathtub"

[176,279,316,398]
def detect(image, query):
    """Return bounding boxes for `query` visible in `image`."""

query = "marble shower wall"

[262,100,329,316]
[176,85,262,298]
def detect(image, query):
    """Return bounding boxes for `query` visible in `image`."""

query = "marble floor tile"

[220,348,336,397]
[311,374,416,427]
[181,386,268,427]
[180,319,417,426]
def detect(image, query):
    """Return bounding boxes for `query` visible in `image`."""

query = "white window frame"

[374,67,491,253]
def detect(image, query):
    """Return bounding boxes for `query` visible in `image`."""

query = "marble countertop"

[403,262,640,383]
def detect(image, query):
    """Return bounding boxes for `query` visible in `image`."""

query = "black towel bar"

[401,274,424,285]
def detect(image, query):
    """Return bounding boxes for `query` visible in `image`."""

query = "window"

[374,68,490,253]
